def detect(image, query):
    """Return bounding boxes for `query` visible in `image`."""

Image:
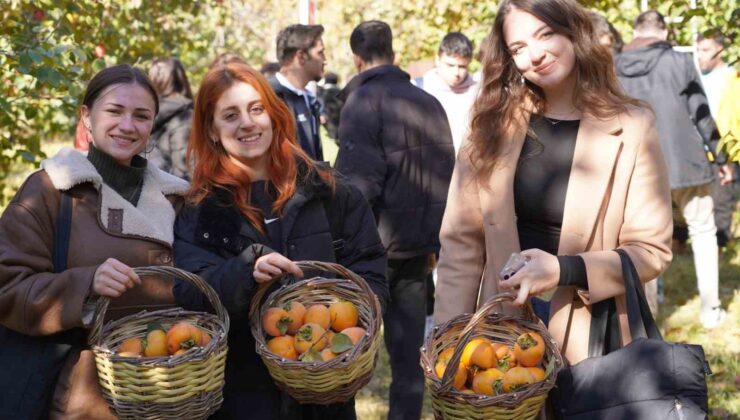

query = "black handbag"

[0,192,86,419]
[550,249,711,419]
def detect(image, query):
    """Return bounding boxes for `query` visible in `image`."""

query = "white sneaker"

[700,307,726,329]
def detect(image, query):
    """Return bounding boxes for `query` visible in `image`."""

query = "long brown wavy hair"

[468,0,642,181]
[187,63,333,231]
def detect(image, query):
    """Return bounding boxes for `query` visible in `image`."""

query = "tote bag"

[550,249,711,419]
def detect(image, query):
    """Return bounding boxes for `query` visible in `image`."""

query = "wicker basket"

[420,292,564,420]
[249,260,382,404]
[90,266,230,420]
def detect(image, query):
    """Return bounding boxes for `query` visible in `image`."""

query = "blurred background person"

[148,57,194,180]
[269,24,326,161]
[697,31,739,250]
[589,11,623,56]
[209,52,247,70]
[414,32,478,155]
[336,20,454,420]
[260,61,280,79]
[616,10,731,328]
[317,72,343,143]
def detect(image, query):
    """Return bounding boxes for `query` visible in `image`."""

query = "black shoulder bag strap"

[588,249,662,358]
[321,194,345,259]
[53,191,73,272]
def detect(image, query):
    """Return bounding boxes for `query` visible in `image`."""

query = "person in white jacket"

[414,32,478,154]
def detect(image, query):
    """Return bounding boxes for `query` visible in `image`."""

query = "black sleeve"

[332,182,390,313]
[682,54,723,163]
[334,90,386,206]
[557,255,588,289]
[172,206,273,320]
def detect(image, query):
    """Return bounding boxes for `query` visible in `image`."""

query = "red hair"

[187,63,333,231]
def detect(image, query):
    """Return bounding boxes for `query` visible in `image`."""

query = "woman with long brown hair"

[433,0,673,364]
[172,62,388,419]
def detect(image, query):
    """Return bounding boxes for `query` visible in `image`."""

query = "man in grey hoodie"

[615,10,733,328]
[415,32,478,155]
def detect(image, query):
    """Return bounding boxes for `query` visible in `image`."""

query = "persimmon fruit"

[461,337,496,369]
[118,337,143,357]
[472,368,505,396]
[514,332,545,367]
[329,301,358,332]
[268,335,298,361]
[283,301,306,335]
[166,321,203,355]
[304,304,331,330]
[263,307,292,337]
[340,327,366,345]
[144,324,168,357]
[294,323,328,353]
[502,366,536,392]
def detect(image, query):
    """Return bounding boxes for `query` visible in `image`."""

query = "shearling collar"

[40,147,189,244]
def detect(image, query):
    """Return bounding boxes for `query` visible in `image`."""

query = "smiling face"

[81,83,156,166]
[437,53,472,88]
[212,81,274,179]
[503,8,576,94]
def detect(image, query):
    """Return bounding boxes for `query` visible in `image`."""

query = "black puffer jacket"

[172,168,387,418]
[616,38,720,189]
[335,65,455,259]
[149,95,193,180]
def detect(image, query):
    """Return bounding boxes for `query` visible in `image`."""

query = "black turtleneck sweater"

[87,144,146,206]
[514,115,588,289]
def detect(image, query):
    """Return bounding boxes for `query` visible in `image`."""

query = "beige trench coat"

[433,105,673,364]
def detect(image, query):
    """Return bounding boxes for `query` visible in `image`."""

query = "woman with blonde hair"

[434,0,672,364]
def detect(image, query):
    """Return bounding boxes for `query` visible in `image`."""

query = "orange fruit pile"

[116,321,212,358]
[434,330,548,396]
[263,300,366,362]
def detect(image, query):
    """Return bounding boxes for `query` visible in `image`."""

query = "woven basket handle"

[248,260,372,321]
[88,266,230,346]
[437,291,538,393]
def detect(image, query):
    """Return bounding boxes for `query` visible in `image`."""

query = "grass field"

[2,139,738,419]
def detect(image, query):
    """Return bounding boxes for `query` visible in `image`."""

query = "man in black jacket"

[269,24,326,161]
[616,10,732,328]
[335,20,454,420]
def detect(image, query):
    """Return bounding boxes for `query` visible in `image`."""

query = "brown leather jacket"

[0,148,189,419]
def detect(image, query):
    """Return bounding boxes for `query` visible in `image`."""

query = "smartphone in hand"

[499,252,530,280]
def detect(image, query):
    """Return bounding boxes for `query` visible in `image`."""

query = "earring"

[520,75,526,85]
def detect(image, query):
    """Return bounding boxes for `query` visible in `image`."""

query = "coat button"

[223,237,229,244]
[203,232,210,239]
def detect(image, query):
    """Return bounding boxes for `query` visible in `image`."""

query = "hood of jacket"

[40,147,189,244]
[339,64,410,101]
[616,39,672,78]
[153,95,193,133]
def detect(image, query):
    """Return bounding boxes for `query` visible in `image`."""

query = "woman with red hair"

[172,62,388,419]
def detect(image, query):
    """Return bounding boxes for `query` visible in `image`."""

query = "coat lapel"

[559,114,623,254]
